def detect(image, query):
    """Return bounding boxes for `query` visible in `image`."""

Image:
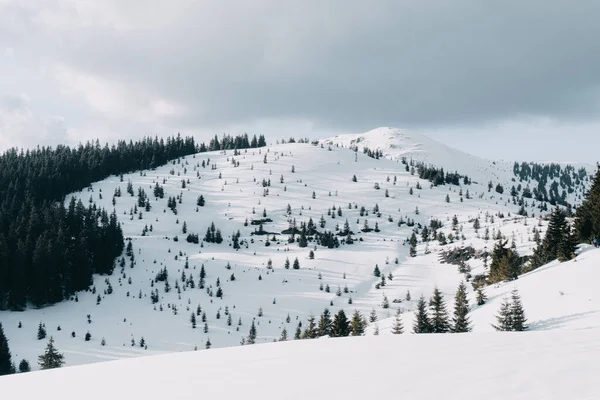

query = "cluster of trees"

[493,289,527,331]
[0,133,265,310]
[205,134,266,152]
[412,282,471,334]
[1,322,61,376]
[513,161,586,207]
[530,207,578,270]
[413,162,470,186]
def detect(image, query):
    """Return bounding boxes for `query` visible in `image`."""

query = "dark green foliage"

[575,167,600,242]
[331,310,350,337]
[476,285,487,306]
[247,320,257,344]
[413,295,432,334]
[493,289,527,331]
[509,289,528,331]
[18,359,30,373]
[0,322,15,375]
[38,337,65,370]
[492,298,513,331]
[452,281,471,333]
[532,207,577,269]
[429,287,450,333]
[317,308,333,337]
[0,135,230,309]
[37,322,46,340]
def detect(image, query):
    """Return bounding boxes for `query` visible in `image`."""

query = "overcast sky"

[1,1,599,163]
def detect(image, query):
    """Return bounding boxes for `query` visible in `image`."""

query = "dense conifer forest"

[0,133,266,310]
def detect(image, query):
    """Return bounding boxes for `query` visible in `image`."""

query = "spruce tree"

[0,322,15,375]
[413,295,432,333]
[509,289,528,331]
[247,320,257,344]
[492,297,513,331]
[302,315,317,339]
[476,285,487,306]
[279,328,288,341]
[575,166,600,242]
[18,359,31,373]
[38,337,65,370]
[429,287,450,333]
[350,311,366,336]
[452,281,471,333]
[331,310,350,337]
[317,309,333,337]
[37,322,47,340]
[391,309,404,334]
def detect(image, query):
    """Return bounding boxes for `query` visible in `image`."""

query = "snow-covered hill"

[323,127,515,184]
[323,127,594,205]
[0,128,596,373]
[2,330,599,400]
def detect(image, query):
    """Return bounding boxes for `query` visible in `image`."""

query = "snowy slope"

[322,127,516,184]
[0,132,596,371]
[2,331,599,400]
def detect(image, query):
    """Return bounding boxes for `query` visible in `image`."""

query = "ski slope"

[0,128,596,372]
[2,331,599,400]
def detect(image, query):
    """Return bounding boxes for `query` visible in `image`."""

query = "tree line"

[0,133,265,310]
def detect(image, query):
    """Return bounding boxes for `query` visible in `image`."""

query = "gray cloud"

[1,0,600,161]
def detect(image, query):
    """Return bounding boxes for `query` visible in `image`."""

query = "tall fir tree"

[429,287,450,333]
[350,311,367,336]
[0,322,15,375]
[317,308,333,337]
[452,281,471,333]
[302,315,318,339]
[38,337,65,370]
[575,166,600,242]
[391,309,404,334]
[247,320,257,344]
[509,289,528,331]
[492,298,513,331]
[413,295,432,334]
[331,310,350,337]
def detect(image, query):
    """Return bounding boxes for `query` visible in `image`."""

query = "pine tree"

[492,297,513,331]
[38,337,65,370]
[190,312,197,329]
[317,308,333,337]
[509,289,528,331]
[391,309,404,334]
[37,322,47,340]
[413,295,431,333]
[429,287,450,333]
[452,281,471,333]
[331,310,350,337]
[18,359,31,373]
[247,320,257,344]
[279,328,288,342]
[476,285,487,306]
[575,166,600,242]
[350,311,366,336]
[0,322,15,375]
[302,315,317,339]
[369,308,378,323]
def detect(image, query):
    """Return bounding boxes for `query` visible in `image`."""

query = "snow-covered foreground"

[2,331,599,400]
[0,127,596,372]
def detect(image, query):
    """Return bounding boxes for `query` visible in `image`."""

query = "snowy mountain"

[0,127,597,377]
